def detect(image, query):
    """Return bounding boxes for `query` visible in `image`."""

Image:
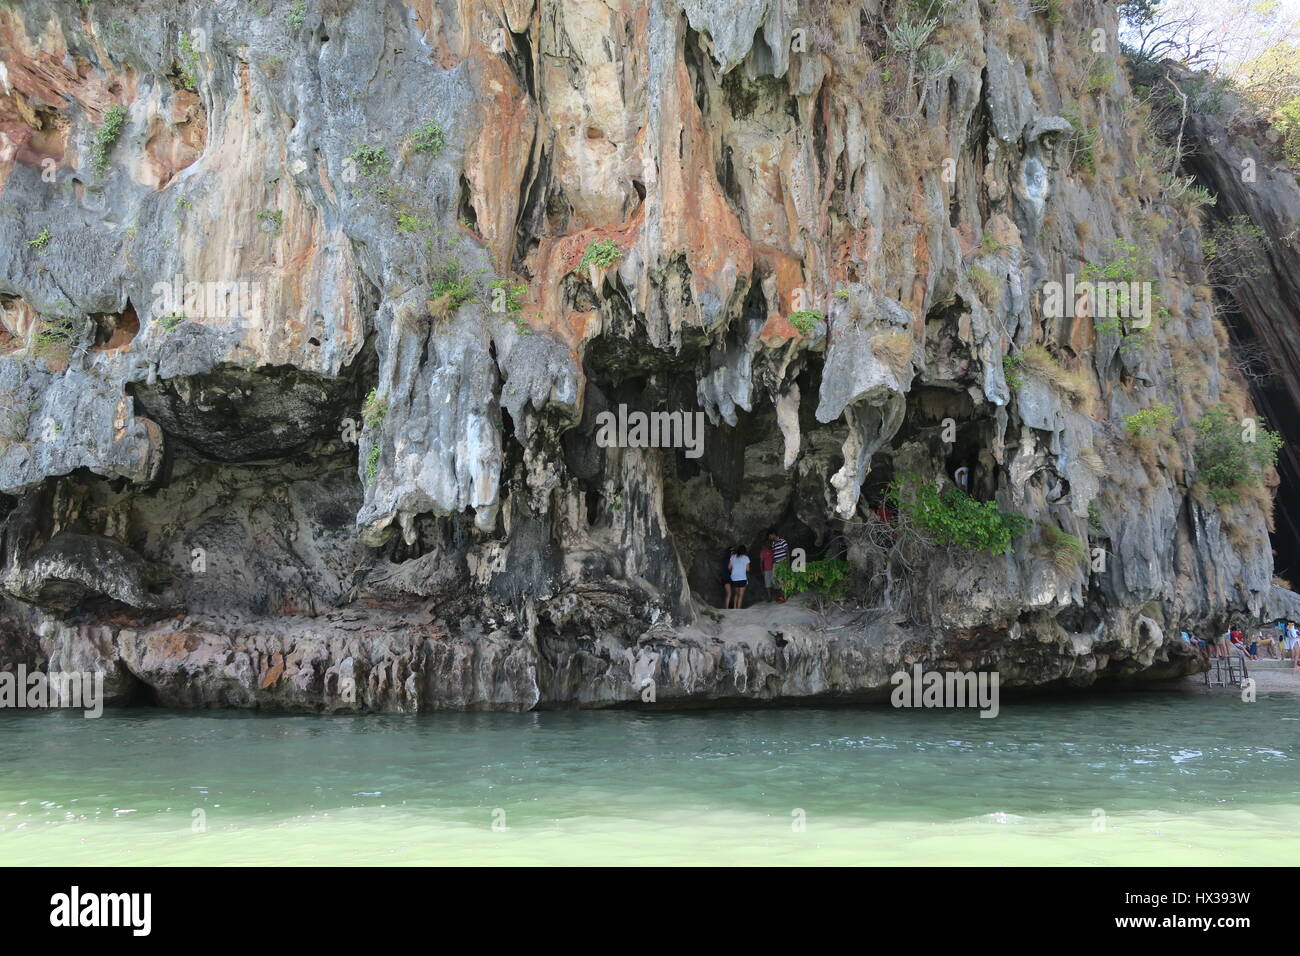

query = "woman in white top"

[728,545,751,609]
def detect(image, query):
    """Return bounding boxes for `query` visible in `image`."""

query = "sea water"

[1,692,1296,865]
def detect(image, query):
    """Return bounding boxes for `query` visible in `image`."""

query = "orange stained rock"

[463,52,537,274]
[906,229,931,320]
[753,246,808,346]
[0,7,137,119]
[524,211,642,349]
[260,652,285,689]
[142,90,205,189]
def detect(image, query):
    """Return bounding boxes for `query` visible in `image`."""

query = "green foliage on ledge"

[888,473,1032,554]
[788,309,824,335]
[774,559,850,603]
[91,105,129,175]
[410,121,445,156]
[578,238,622,272]
[1124,401,1174,438]
[1194,404,1283,504]
[362,388,387,428]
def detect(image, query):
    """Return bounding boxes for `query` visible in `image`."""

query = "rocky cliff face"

[0,0,1293,712]
[1167,71,1300,583]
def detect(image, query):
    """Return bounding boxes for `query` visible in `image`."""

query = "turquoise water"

[1,692,1297,865]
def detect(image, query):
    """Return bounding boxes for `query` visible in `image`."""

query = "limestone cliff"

[0,0,1294,711]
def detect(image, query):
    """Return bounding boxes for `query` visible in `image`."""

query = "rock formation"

[0,0,1294,711]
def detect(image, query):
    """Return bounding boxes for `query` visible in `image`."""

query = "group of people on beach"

[720,530,790,609]
[1179,620,1300,667]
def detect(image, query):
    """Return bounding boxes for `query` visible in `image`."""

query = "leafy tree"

[1193,403,1283,503]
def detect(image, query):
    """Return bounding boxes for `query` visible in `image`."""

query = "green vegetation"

[888,473,1032,554]
[430,263,475,315]
[349,144,390,176]
[1081,238,1143,285]
[32,315,79,360]
[491,279,527,314]
[774,558,851,605]
[1193,403,1283,504]
[968,265,1000,302]
[410,121,445,156]
[177,30,200,91]
[1061,108,1098,175]
[578,237,622,272]
[159,311,185,332]
[1080,238,1169,338]
[1088,500,1103,536]
[395,210,430,233]
[788,309,824,335]
[1041,522,1087,574]
[1176,182,1217,210]
[362,388,387,428]
[365,444,381,483]
[1084,59,1116,96]
[1031,0,1063,25]
[26,228,52,251]
[91,104,129,175]
[1124,401,1174,439]
[175,196,193,216]
[257,209,284,234]
[1235,40,1300,165]
[288,0,307,29]
[1203,215,1269,288]
[979,233,1007,255]
[1003,353,1025,390]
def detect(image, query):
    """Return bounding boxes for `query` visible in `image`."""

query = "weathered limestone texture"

[0,0,1294,711]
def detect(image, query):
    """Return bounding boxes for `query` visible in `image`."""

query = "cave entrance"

[657,361,827,608]
[890,385,1000,502]
[574,326,834,608]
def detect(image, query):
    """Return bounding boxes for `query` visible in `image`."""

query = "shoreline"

[1176,657,1300,696]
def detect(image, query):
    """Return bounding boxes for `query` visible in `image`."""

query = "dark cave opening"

[1216,296,1300,583]
[891,385,1000,502]
[575,327,829,607]
[90,301,139,351]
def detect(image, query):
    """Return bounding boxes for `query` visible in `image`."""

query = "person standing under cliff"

[728,546,750,609]
[720,547,736,609]
[768,529,790,603]
[759,541,776,601]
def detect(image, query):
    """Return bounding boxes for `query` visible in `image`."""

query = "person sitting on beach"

[1180,629,1205,662]
[1256,629,1280,660]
